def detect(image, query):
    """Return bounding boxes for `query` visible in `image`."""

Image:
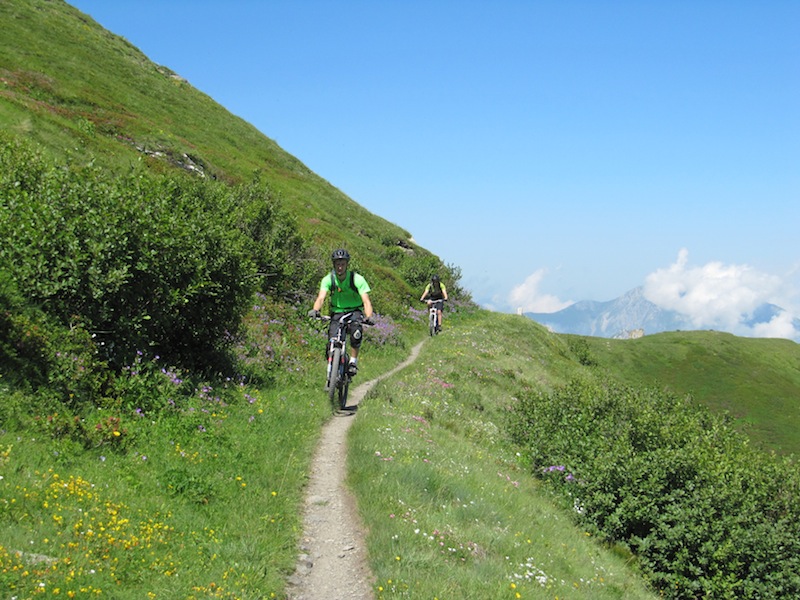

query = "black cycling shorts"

[329,310,364,349]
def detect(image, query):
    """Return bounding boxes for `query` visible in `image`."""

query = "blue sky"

[69,1,799,339]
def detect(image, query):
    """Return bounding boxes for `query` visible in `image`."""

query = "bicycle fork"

[325,341,336,387]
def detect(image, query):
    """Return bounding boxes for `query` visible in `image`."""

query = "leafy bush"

[568,336,597,366]
[0,137,311,379]
[233,294,319,385]
[1,265,112,412]
[229,174,316,301]
[0,268,48,388]
[509,379,800,599]
[396,252,449,289]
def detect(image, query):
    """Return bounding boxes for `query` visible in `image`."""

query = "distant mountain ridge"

[525,286,798,340]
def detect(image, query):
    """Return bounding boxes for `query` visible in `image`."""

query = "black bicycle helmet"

[331,249,350,262]
[431,275,440,283]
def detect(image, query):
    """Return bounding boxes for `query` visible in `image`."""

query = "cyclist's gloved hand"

[308,309,320,318]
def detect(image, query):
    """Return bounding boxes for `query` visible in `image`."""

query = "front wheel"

[338,374,350,410]
[429,310,437,337]
[328,347,342,406]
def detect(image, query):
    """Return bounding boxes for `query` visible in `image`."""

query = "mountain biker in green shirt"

[420,274,448,332]
[308,249,373,375]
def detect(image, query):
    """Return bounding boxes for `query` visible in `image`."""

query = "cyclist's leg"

[326,316,340,357]
[347,311,364,373]
[435,300,444,329]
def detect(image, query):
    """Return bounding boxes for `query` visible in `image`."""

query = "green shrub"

[233,294,320,385]
[510,379,800,599]
[0,138,311,377]
[568,336,597,366]
[396,252,447,289]
[0,269,49,389]
[1,265,111,411]
[230,175,315,302]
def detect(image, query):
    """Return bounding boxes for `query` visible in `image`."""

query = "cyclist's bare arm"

[361,292,374,320]
[312,288,328,312]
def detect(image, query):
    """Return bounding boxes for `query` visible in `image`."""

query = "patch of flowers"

[510,557,557,588]
[0,463,247,598]
[364,313,403,346]
[406,306,426,323]
[234,294,317,383]
[542,464,576,483]
[414,527,483,563]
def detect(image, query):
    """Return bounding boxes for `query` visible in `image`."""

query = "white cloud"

[644,248,799,339]
[751,311,798,339]
[508,269,573,314]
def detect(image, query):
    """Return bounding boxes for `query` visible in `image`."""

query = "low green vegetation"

[1,383,322,598]
[0,293,415,598]
[510,379,800,599]
[0,135,313,376]
[578,332,800,454]
[352,311,800,599]
[2,2,800,598]
[350,312,657,600]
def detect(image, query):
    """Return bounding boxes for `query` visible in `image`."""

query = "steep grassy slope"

[3,3,800,598]
[350,311,800,598]
[579,331,800,454]
[348,312,658,599]
[0,0,444,309]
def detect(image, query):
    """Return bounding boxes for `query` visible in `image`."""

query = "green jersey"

[423,282,447,301]
[320,270,371,312]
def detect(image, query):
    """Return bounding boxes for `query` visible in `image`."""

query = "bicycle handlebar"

[314,312,373,326]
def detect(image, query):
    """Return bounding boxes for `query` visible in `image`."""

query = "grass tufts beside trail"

[348,312,657,599]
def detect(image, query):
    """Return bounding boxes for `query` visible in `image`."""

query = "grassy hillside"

[349,312,658,599]
[350,312,800,598]
[2,1,799,599]
[577,331,800,454]
[0,0,456,308]
[3,303,798,598]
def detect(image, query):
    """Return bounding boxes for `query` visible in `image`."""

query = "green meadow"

[2,2,799,598]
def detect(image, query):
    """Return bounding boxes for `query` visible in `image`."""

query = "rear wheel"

[328,347,342,406]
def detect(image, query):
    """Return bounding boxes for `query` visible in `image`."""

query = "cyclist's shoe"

[347,361,358,376]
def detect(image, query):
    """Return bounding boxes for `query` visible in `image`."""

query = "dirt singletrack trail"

[286,340,425,600]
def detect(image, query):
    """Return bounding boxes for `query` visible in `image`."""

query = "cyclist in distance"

[308,249,373,375]
[420,274,448,332]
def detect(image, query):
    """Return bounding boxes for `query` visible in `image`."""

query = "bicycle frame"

[322,312,357,412]
[428,303,438,336]
[425,300,443,336]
